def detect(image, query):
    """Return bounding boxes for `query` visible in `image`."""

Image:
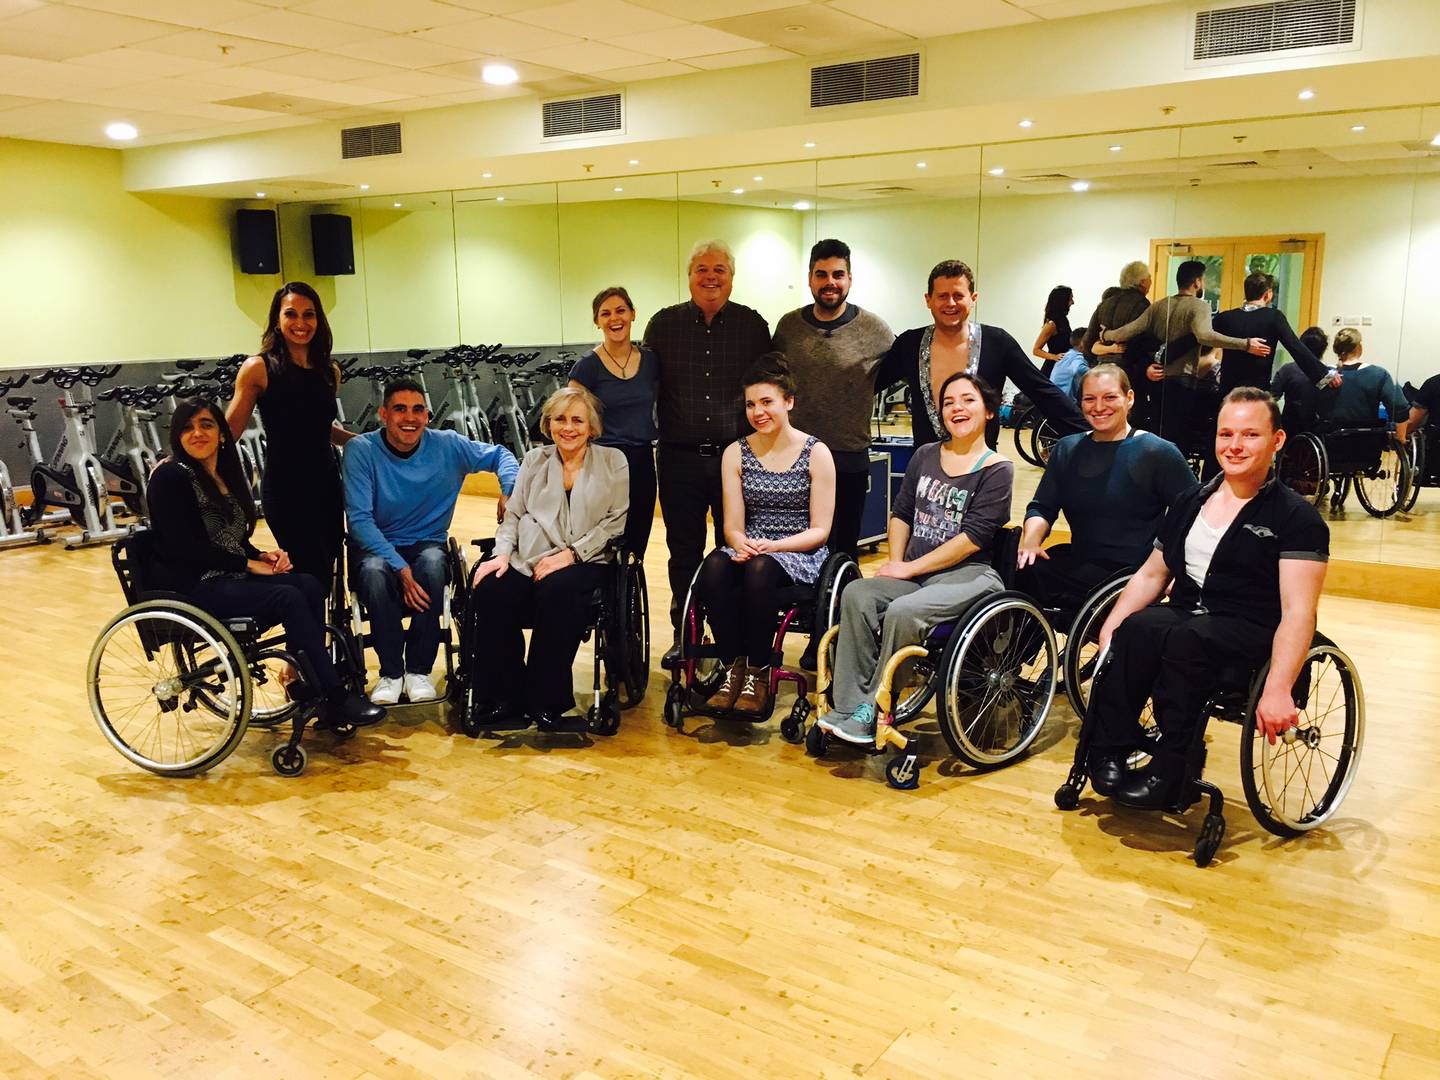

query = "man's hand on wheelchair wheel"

[1255,688,1299,744]
[471,554,509,585]
[398,566,431,612]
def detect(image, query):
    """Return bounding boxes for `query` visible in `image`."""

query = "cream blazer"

[491,444,629,575]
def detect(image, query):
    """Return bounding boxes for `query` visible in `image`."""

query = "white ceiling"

[0,0,1177,147]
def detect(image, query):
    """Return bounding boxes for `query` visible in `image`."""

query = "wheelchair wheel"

[1278,432,1328,506]
[1013,406,1044,467]
[190,648,296,730]
[1401,432,1423,512]
[88,600,252,776]
[1061,574,1131,719]
[1354,436,1412,518]
[937,594,1057,768]
[889,653,938,724]
[816,552,860,632]
[615,555,650,708]
[1240,637,1363,837]
[1028,418,1060,468]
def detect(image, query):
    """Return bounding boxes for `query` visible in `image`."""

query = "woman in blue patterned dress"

[696,354,835,715]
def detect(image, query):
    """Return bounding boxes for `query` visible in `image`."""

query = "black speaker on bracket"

[311,213,355,275]
[235,209,279,274]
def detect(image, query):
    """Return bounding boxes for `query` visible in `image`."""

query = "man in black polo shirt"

[643,239,771,657]
[1085,387,1329,808]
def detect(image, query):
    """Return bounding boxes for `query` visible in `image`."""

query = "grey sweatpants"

[831,561,1004,714]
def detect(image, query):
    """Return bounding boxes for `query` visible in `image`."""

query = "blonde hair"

[687,238,735,273]
[1333,327,1363,361]
[540,385,603,440]
[1081,362,1131,395]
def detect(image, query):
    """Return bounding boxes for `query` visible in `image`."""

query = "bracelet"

[567,544,581,563]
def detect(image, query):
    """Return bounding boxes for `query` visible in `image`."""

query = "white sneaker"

[402,672,439,703]
[370,676,404,706]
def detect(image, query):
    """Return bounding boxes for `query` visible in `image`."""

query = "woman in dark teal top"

[569,285,658,556]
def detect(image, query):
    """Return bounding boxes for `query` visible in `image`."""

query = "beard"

[813,288,847,312]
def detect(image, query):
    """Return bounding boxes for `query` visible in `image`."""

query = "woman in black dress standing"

[1031,285,1074,378]
[227,282,352,596]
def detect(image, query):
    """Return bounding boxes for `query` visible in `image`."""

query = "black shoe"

[1087,753,1127,797]
[1114,763,1184,810]
[798,640,819,672]
[326,689,386,728]
[533,710,589,734]
[662,640,682,667]
[469,700,529,731]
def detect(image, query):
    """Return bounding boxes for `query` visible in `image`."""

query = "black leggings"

[615,442,657,558]
[1013,544,1129,613]
[696,551,794,666]
[190,572,340,692]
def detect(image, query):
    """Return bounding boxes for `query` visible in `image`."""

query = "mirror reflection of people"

[696,356,834,717]
[1407,370,1440,436]
[878,260,1085,450]
[228,282,352,596]
[771,239,894,560]
[149,399,385,730]
[1314,328,1410,441]
[1082,260,1157,428]
[1213,271,1329,397]
[1083,389,1328,808]
[1031,285,1074,377]
[466,386,629,731]
[643,240,771,664]
[819,373,1014,746]
[343,379,519,707]
[1048,328,1090,402]
[1016,364,1195,611]
[1271,325,1330,436]
[568,286,658,558]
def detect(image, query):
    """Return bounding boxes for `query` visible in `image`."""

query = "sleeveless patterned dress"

[722,435,829,584]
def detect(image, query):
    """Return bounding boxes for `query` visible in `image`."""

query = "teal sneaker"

[830,702,877,745]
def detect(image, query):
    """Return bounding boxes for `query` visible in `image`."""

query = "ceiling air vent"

[543,93,623,139]
[811,53,920,109]
[341,122,402,160]
[1193,0,1358,62]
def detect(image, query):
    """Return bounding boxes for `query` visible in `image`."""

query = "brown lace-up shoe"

[706,658,747,711]
[732,666,772,715]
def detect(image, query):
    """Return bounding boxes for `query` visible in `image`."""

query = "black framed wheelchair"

[1279,424,1411,518]
[1011,402,1062,469]
[662,550,859,739]
[88,530,366,777]
[451,537,650,738]
[1054,629,1365,867]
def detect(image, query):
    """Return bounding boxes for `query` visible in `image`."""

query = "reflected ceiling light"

[793,200,812,211]
[987,166,1005,176]
[1431,133,1440,146]
[731,187,745,194]
[613,186,623,193]
[753,174,764,181]
[481,171,493,179]
[803,140,816,148]
[1297,88,1314,100]
[482,63,519,86]
[1071,180,1090,192]
[915,161,927,169]
[359,183,369,190]
[628,159,640,165]
[1350,124,1366,132]
[1018,118,1034,128]
[105,121,137,141]
[496,196,505,202]
[1108,144,1123,152]
[393,201,402,208]
[255,191,266,198]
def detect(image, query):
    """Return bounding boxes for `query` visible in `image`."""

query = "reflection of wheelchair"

[1055,628,1364,867]
[452,538,650,737]
[663,550,859,738]
[1279,424,1411,518]
[1401,427,1432,513]
[1012,402,1061,468]
[803,529,1134,789]
[88,530,364,777]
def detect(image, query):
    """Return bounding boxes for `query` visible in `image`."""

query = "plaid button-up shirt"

[643,300,770,445]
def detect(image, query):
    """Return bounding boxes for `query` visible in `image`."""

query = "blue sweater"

[343,428,519,570]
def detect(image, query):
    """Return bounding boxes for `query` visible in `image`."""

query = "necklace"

[600,341,637,378]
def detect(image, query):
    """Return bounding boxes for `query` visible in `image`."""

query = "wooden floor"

[2,495,1438,1079]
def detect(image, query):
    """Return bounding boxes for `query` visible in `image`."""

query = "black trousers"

[696,551,794,666]
[467,563,607,712]
[1013,544,1129,614]
[262,468,343,597]
[657,446,725,631]
[829,468,869,559]
[1089,604,1272,768]
[190,572,340,692]
[615,442,657,559]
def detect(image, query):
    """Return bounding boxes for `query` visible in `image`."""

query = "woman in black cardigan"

[877,259,1087,448]
[147,399,383,728]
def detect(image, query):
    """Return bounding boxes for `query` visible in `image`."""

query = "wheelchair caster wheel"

[587,701,621,737]
[805,722,829,758]
[460,716,481,739]
[885,753,920,790]
[1054,783,1081,811]
[331,722,356,742]
[663,687,685,730]
[1193,813,1225,867]
[780,699,810,744]
[271,744,307,777]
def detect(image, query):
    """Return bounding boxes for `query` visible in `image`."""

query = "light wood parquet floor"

[1,493,1437,1079]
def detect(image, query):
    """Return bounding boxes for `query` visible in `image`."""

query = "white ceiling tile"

[207,9,389,49]
[295,81,407,105]
[411,16,578,54]
[630,0,796,16]
[63,0,273,29]
[685,45,798,69]
[609,24,763,59]
[249,50,403,81]
[292,0,483,33]
[0,99,130,135]
[0,0,46,18]
[830,0,1035,36]
[0,5,180,50]
[593,59,696,81]
[141,76,272,102]
[346,68,482,95]
[1019,0,1171,16]
[515,40,659,74]
[426,57,566,83]
[0,54,142,95]
[0,93,43,110]
[330,34,481,69]
[440,0,581,13]
[67,46,224,77]
[509,0,683,37]
[138,30,303,65]
[183,64,327,92]
[705,4,909,55]
[1,27,112,62]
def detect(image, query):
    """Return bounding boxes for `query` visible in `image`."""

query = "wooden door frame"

[1148,234,1325,328]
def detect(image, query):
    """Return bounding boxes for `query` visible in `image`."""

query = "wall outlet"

[1361,315,1373,325]
[1343,316,1361,326]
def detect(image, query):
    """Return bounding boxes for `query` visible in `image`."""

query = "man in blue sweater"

[344,378,519,706]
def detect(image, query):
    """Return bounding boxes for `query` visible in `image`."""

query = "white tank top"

[1184,510,1229,586]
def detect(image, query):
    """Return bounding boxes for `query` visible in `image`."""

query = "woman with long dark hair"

[1032,285,1075,378]
[147,398,383,728]
[228,282,351,594]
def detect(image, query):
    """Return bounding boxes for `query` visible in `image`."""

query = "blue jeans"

[354,541,448,679]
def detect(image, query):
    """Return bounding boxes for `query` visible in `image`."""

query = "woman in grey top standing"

[819,372,1014,746]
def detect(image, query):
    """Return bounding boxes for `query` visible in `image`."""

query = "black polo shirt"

[1155,473,1328,630]
[643,299,770,446]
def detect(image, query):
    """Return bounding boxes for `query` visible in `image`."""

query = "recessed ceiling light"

[1431,133,1440,146]
[482,63,519,86]
[731,187,745,195]
[359,183,369,190]
[393,201,402,208]
[752,174,764,182]
[628,159,640,165]
[793,200,812,211]
[1350,124,1366,133]
[481,171,493,179]
[1071,181,1090,192]
[1109,144,1123,152]
[105,121,137,141]
[255,191,266,198]
[496,196,505,202]
[1297,88,1314,100]
[1018,118,1034,128]
[987,166,1005,176]
[803,141,816,148]
[613,186,623,193]
[915,161,927,169]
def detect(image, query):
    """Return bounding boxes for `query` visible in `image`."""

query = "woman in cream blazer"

[467,385,629,730]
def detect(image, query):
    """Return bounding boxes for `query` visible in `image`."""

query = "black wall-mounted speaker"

[235,209,279,275]
[311,213,355,275]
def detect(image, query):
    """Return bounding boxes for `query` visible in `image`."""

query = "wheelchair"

[1400,427,1431,513]
[1279,423,1411,518]
[1054,626,1364,867]
[662,550,860,739]
[451,537,650,737]
[88,530,366,778]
